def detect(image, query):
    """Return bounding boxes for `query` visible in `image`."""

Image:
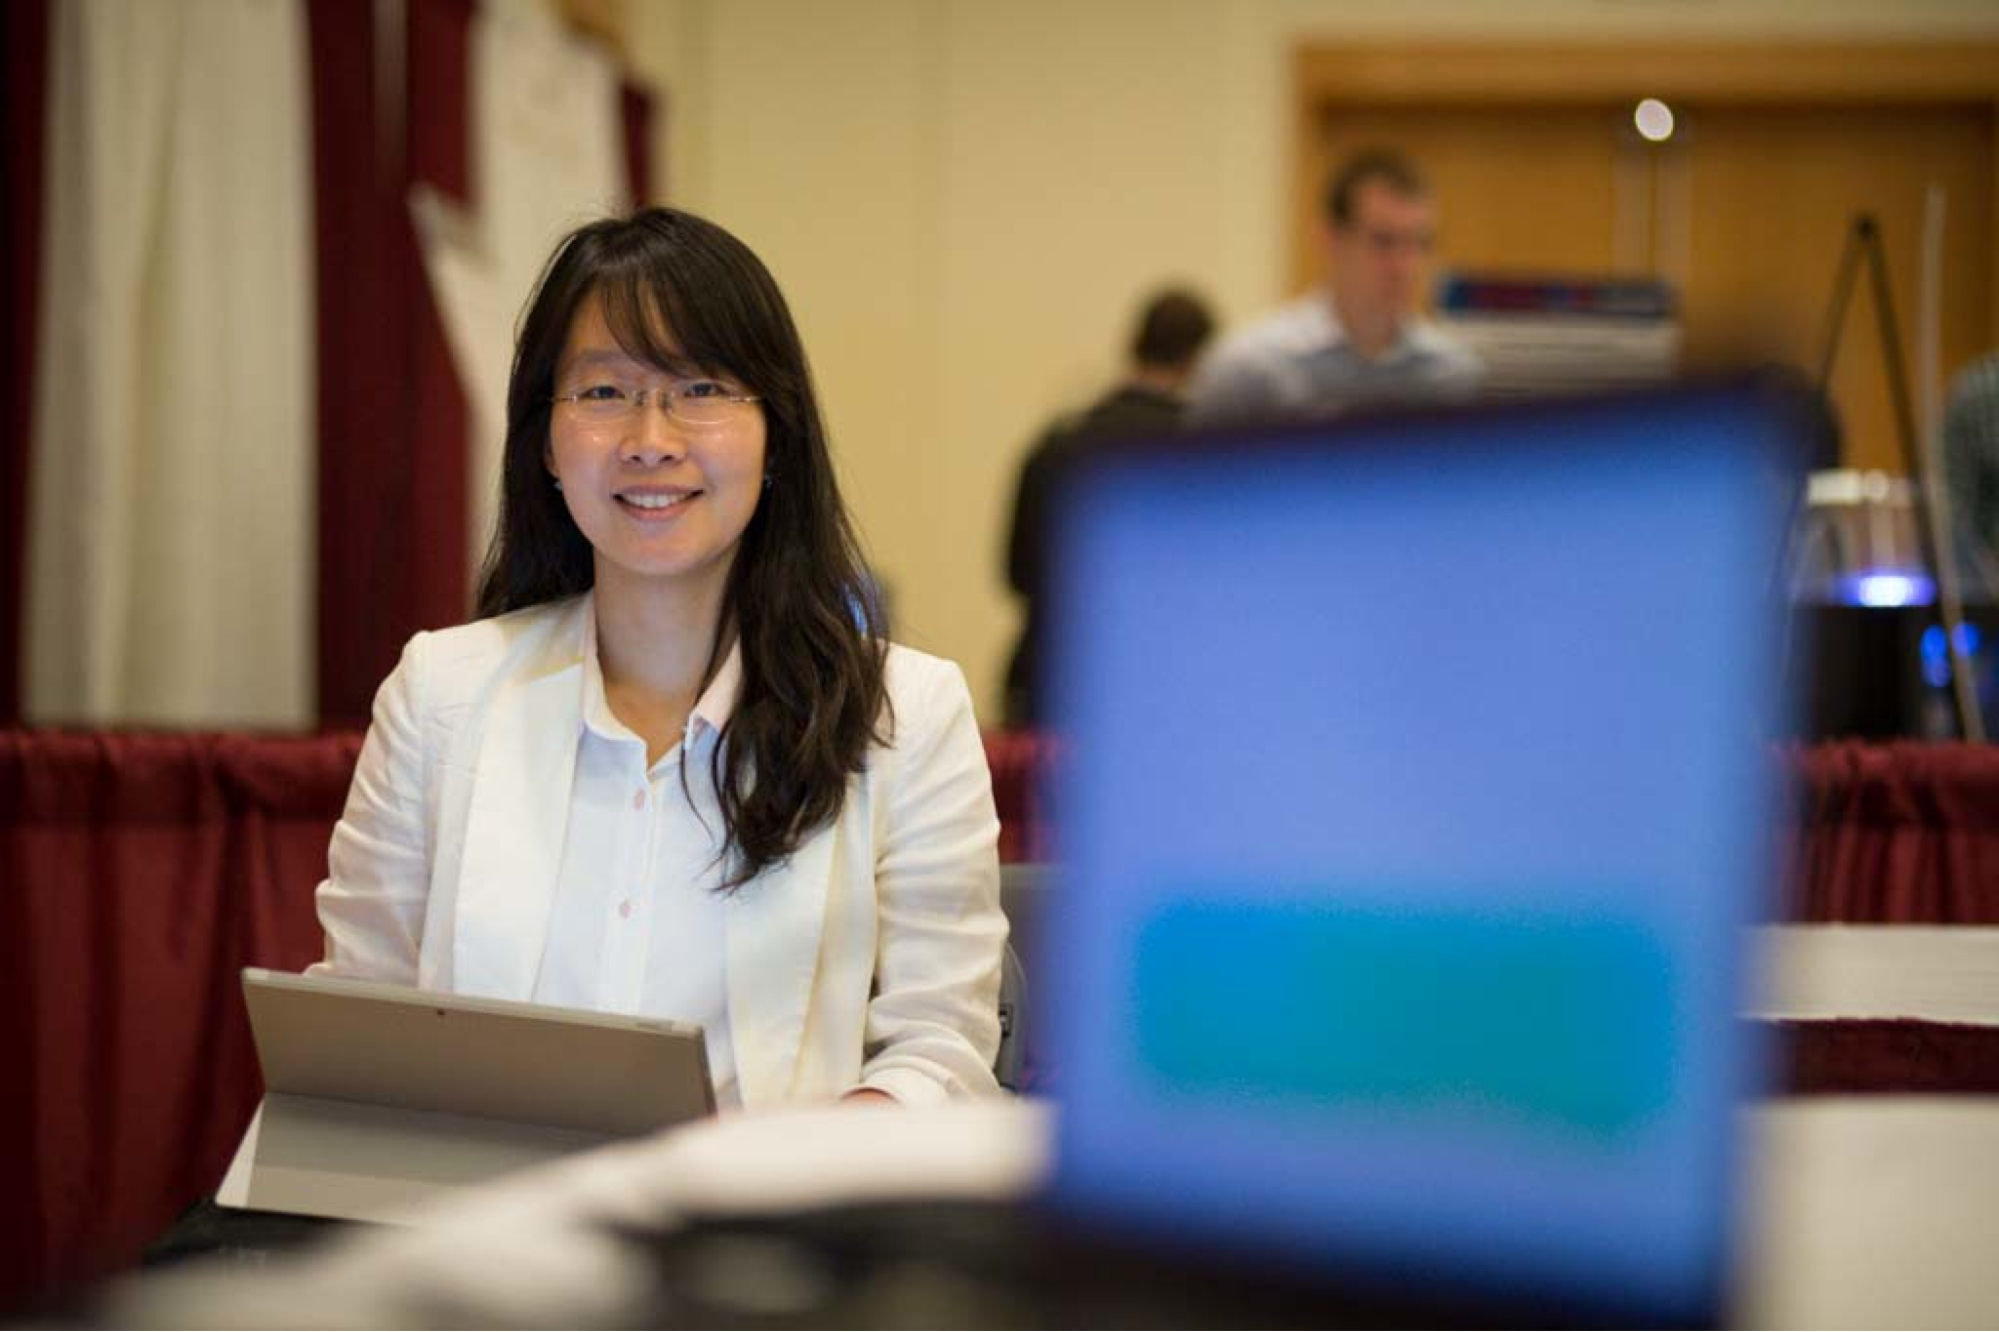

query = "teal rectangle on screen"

[1134,899,1677,1140]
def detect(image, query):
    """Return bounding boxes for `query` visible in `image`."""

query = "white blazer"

[309,594,1007,1107]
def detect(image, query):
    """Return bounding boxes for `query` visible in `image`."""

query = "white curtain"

[27,0,314,726]
[412,0,629,577]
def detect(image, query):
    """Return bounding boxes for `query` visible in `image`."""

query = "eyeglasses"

[552,379,762,428]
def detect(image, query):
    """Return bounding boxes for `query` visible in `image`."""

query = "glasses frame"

[551,381,763,428]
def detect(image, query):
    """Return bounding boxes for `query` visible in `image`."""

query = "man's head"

[1130,288,1216,390]
[1321,148,1437,354]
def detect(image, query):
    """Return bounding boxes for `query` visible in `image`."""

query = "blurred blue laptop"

[269,384,1800,1327]
[1039,383,1802,1322]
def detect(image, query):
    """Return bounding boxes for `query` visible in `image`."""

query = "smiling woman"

[545,293,770,622]
[306,208,1008,1110]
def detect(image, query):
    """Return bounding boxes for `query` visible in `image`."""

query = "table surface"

[110,1091,1999,1329]
[1754,925,1999,1024]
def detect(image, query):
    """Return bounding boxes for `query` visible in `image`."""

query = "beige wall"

[627,0,1999,722]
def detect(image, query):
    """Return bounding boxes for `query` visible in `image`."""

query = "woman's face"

[546,290,768,605]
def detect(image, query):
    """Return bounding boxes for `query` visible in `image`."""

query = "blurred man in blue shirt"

[1189,148,1482,427]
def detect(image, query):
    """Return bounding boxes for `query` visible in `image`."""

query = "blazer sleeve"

[856,659,1008,1105]
[306,633,434,984]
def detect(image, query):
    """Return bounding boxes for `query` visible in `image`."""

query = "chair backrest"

[993,941,1027,1092]
[994,863,1053,1092]
[1000,862,1051,971]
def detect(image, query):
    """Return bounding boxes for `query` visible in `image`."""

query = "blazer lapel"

[726,829,835,1105]
[451,660,584,999]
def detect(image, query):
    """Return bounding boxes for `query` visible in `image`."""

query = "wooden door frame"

[1291,41,1999,324]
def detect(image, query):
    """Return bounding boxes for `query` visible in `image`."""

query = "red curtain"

[983,730,1061,864]
[1775,1019,1999,1094]
[0,731,355,1304]
[1781,741,1999,923]
[621,81,656,205]
[307,0,474,729]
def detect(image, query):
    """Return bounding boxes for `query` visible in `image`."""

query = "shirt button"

[618,900,633,920]
[632,788,647,810]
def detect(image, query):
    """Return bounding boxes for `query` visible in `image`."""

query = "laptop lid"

[242,968,716,1134]
[1040,384,1803,1321]
[220,969,716,1220]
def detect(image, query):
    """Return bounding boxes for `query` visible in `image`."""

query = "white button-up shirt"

[531,618,744,1108]
[1186,294,1484,427]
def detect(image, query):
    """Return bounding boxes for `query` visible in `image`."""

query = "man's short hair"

[1323,147,1430,228]
[1131,288,1215,369]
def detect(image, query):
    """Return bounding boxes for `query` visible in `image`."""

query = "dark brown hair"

[1130,288,1215,370]
[1323,147,1430,228]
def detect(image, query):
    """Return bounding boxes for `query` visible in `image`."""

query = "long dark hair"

[477,207,890,889]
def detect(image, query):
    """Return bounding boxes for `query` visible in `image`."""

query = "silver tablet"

[219,968,714,1221]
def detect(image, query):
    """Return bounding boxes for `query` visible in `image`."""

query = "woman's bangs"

[596,264,738,385]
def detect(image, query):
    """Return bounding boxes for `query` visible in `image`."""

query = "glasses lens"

[669,380,743,427]
[565,390,631,423]
[671,400,728,426]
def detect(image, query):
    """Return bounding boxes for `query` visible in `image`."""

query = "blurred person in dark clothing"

[1002,288,1215,727]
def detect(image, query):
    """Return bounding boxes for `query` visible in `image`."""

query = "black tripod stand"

[1815,213,1986,742]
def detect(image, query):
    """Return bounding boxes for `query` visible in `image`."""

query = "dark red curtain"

[1781,741,1999,923]
[0,731,356,1306]
[1775,1019,1999,1094]
[621,81,657,204]
[0,0,49,726]
[983,730,1061,864]
[307,0,474,729]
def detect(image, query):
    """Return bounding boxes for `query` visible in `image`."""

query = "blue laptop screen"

[1042,389,1798,1317]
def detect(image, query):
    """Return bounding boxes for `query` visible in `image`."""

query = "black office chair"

[994,942,1027,1093]
[993,864,1052,1093]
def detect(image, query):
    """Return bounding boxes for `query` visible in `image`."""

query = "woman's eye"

[680,379,731,400]
[574,384,628,402]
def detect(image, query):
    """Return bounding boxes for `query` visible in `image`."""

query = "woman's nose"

[619,391,687,463]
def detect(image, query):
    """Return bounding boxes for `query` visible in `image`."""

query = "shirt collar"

[579,604,743,749]
[1298,293,1437,365]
